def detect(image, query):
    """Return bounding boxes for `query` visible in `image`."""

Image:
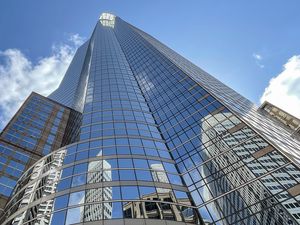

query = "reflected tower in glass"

[1,12,300,225]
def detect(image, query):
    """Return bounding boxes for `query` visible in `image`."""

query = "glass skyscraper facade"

[0,12,300,225]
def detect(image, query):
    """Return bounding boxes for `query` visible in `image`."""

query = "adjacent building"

[259,101,300,138]
[0,93,81,215]
[0,12,300,225]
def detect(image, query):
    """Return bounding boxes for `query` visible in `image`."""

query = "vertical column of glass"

[63,21,199,223]
[79,23,151,139]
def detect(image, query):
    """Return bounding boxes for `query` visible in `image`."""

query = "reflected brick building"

[1,12,300,225]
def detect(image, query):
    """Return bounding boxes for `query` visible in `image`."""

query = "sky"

[0,0,299,129]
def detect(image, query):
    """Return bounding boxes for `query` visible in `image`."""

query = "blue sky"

[0,0,299,127]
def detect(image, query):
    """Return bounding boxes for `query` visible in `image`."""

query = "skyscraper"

[0,12,300,225]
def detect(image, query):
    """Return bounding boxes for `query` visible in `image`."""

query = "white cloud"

[260,55,300,119]
[69,34,85,46]
[0,34,85,129]
[253,53,262,60]
[253,53,264,68]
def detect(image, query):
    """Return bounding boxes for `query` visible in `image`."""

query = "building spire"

[99,12,116,27]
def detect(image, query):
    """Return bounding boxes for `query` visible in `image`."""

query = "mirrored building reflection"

[1,12,300,225]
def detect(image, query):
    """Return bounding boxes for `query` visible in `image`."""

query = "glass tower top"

[99,12,116,27]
